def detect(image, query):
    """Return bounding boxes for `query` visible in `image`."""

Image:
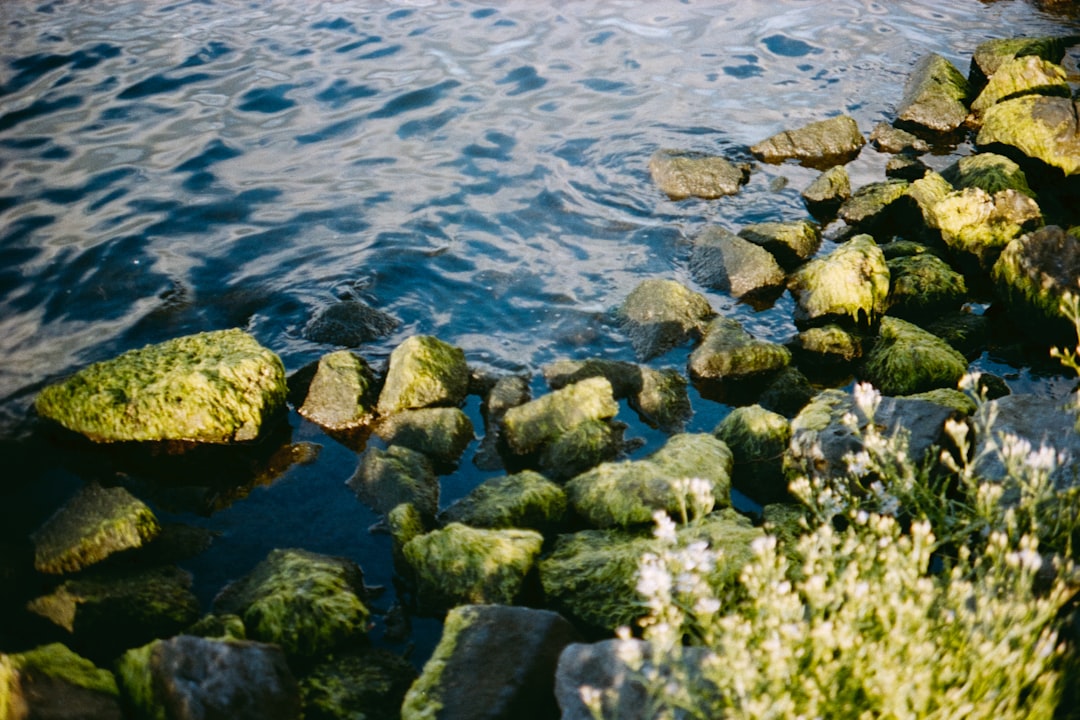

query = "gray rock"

[648,149,750,200]
[788,234,890,330]
[298,350,378,432]
[928,187,1043,277]
[299,647,417,720]
[474,373,531,471]
[802,164,851,218]
[992,225,1080,345]
[615,279,715,361]
[303,299,398,347]
[969,36,1075,92]
[972,393,1080,492]
[501,376,619,457]
[885,154,929,182]
[688,316,791,383]
[838,179,916,235]
[737,220,822,271]
[977,95,1080,176]
[869,122,930,154]
[750,115,865,169]
[689,226,786,303]
[895,54,970,137]
[941,152,1037,198]
[348,445,439,519]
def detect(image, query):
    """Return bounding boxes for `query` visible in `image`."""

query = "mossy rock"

[904,387,978,415]
[688,316,791,383]
[438,470,567,534]
[992,224,1080,345]
[969,55,1070,119]
[838,179,916,234]
[977,95,1080,176]
[185,613,248,641]
[714,405,792,505]
[757,366,816,418]
[388,502,428,576]
[212,548,370,660]
[689,226,786,302]
[895,53,970,136]
[303,299,398,347]
[648,149,751,200]
[401,524,544,615]
[537,417,624,482]
[377,335,469,415]
[738,220,823,270]
[750,115,865,169]
[30,483,160,575]
[542,358,643,398]
[4,643,122,720]
[928,187,1043,276]
[374,407,474,467]
[298,350,378,431]
[347,445,439,519]
[565,433,733,528]
[907,170,956,234]
[615,279,715,361]
[794,324,864,368]
[969,35,1074,91]
[941,152,1036,199]
[860,316,968,396]
[802,164,851,218]
[886,253,967,321]
[35,329,286,444]
[501,376,619,456]
[788,234,890,330]
[870,121,930,154]
[300,647,417,720]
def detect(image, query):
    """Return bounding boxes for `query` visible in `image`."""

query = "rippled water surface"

[2,0,1079,660]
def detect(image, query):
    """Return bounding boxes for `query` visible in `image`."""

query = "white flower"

[853,381,881,419]
[653,510,678,544]
[845,449,872,477]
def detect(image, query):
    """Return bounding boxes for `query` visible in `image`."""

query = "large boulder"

[788,234,890,330]
[297,350,378,432]
[500,376,619,457]
[116,635,300,720]
[648,149,751,200]
[212,548,370,660]
[377,335,469,416]
[886,253,967,321]
[401,605,580,720]
[969,55,1070,120]
[927,187,1042,277]
[348,445,439,519]
[688,316,791,384]
[438,470,568,534]
[35,329,286,444]
[30,484,160,575]
[992,225,1080,345]
[713,405,792,505]
[302,299,398,347]
[298,647,417,720]
[615,279,715,360]
[689,226,786,303]
[894,53,970,137]
[565,433,733,528]
[373,407,475,468]
[860,316,968,396]
[1,643,123,720]
[977,95,1080,176]
[750,115,865,169]
[738,220,822,270]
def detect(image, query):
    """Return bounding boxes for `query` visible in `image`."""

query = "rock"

[905,387,978,416]
[35,329,286,444]
[116,635,300,720]
[26,566,200,662]
[802,164,851,218]
[992,225,1080,345]
[885,154,929,182]
[647,149,751,200]
[401,524,544,614]
[688,316,791,383]
[348,445,439,520]
[757,366,816,417]
[401,604,580,720]
[688,226,786,303]
[543,358,642,398]
[750,114,865,169]
[30,484,160,575]
[388,503,428,577]
[185,613,248,641]
[895,53,970,137]
[886,253,968,321]
[212,548,370,660]
[377,335,469,416]
[922,310,992,359]
[2,643,122,720]
[941,152,1037,198]
[928,187,1043,277]
[869,122,930,154]
[838,179,916,235]
[501,376,619,456]
[714,405,792,505]
[539,509,763,631]
[299,647,416,720]
[303,299,398,347]
[374,407,475,467]
[788,234,890,330]
[536,418,625,482]
[861,317,968,396]
[438,470,567,534]
[794,324,864,368]
[298,350,378,432]
[474,374,531,471]
[907,171,956,236]
[737,220,822,271]
[615,279,715,360]
[977,95,1080,176]
[969,55,1070,119]
[566,433,733,528]
[969,36,1074,92]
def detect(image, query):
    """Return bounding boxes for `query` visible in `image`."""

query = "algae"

[377,335,469,415]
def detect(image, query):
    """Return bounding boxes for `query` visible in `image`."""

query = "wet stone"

[860,316,968,396]
[941,152,1037,198]
[977,95,1080,176]
[303,299,399,347]
[299,647,417,720]
[374,407,475,468]
[869,121,930,154]
[501,376,619,457]
[750,114,866,169]
[737,220,822,271]
[348,444,439,520]
[438,470,567,534]
[802,164,851,218]
[377,334,470,416]
[713,405,792,505]
[969,55,1070,119]
[895,53,970,137]
[928,187,1043,277]
[969,35,1075,92]
[788,234,890,330]
[992,225,1080,345]
[615,278,715,361]
[689,226,786,303]
[648,148,751,200]
[3,643,123,720]
[298,350,378,432]
[886,253,968,321]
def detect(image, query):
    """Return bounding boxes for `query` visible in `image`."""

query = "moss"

[348,445,438,519]
[790,389,848,434]
[11,643,119,698]
[886,254,967,320]
[616,279,715,361]
[896,53,970,134]
[796,324,864,365]
[738,220,822,270]
[115,641,163,720]
[904,387,977,415]
[400,605,480,720]
[789,234,890,329]
[298,350,378,431]
[648,149,751,200]
[631,366,692,433]
[971,56,1070,117]
[537,417,623,481]
[941,153,1035,199]
[929,187,1042,274]
[970,36,1072,89]
[861,316,968,396]
[35,328,286,444]
[750,115,866,169]
[30,484,161,575]
[374,407,475,466]
[185,613,247,641]
[977,95,1080,176]
[377,335,469,415]
[714,406,792,504]
[300,648,417,720]
[838,179,913,230]
[992,225,1080,345]
[438,470,568,533]
[501,376,619,455]
[688,317,791,382]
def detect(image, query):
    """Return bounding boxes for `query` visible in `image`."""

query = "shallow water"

[2,0,1078,662]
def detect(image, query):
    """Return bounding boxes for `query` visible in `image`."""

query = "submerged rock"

[615,279,715,360]
[401,604,580,720]
[928,187,1043,277]
[2,643,122,720]
[977,95,1080,176]
[374,407,474,467]
[30,483,160,575]
[886,253,968,320]
[895,53,970,137]
[536,417,625,482]
[969,55,1070,119]
[648,148,751,200]
[212,548,370,660]
[377,335,469,416]
[714,405,793,505]
[993,225,1080,345]
[750,114,865,169]
[501,376,619,457]
[738,220,822,270]
[688,316,791,383]
[35,329,287,444]
[689,226,786,303]
[303,299,398,347]
[438,470,567,534]
[861,316,968,396]
[788,234,890,330]
[401,523,544,614]
[299,647,417,720]
[348,444,439,519]
[298,350,378,432]
[474,373,531,471]
[566,433,733,528]
[801,164,851,218]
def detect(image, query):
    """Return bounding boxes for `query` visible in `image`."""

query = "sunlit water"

[2,0,1078,662]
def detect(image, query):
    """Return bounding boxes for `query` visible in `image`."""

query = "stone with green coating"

[648,149,751,200]
[870,122,930,154]
[689,226,786,302]
[377,335,469,416]
[714,405,792,505]
[970,55,1069,118]
[616,278,715,361]
[795,324,864,367]
[539,509,764,631]
[861,316,968,396]
[213,548,370,660]
[300,647,416,720]
[348,445,438,519]
[928,187,1042,275]
[439,470,567,533]
[838,179,915,233]
[537,417,624,482]
[543,358,642,398]
[388,502,427,576]
[401,523,544,615]
[750,115,865,169]
[905,387,977,415]
[907,171,955,232]
[992,225,1080,345]
[788,234,890,330]
[969,35,1074,90]
[689,316,791,383]
[941,153,1036,198]
[298,350,378,431]
[374,407,474,467]
[3,643,122,720]
[738,220,822,270]
[30,483,160,575]
[802,164,850,218]
[886,253,967,321]
[35,328,286,444]
[895,53,970,135]
[977,95,1080,176]
[501,376,619,456]
[566,433,733,528]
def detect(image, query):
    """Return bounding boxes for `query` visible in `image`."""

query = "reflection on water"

[1,0,1078,658]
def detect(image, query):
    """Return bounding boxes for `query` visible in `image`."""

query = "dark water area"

[2,0,1079,666]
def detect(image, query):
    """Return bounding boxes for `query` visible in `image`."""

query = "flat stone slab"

[648,149,750,200]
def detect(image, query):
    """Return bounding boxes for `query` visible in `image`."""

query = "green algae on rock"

[738,220,822,271]
[788,234,890,330]
[928,187,1043,276]
[298,350,378,432]
[689,226,786,303]
[648,148,751,200]
[886,253,968,321]
[348,444,439,519]
[713,405,792,505]
[3,643,122,720]
[615,278,715,361]
[30,483,160,575]
[750,114,865,169]
[688,316,791,384]
[438,470,567,533]
[969,35,1075,91]
[941,152,1036,199]
[35,328,286,444]
[300,647,417,720]
[374,407,475,467]
[969,55,1070,119]
[895,53,971,136]
[795,324,864,369]
[536,417,624,482]
[212,548,370,660]
[861,316,968,396]
[977,95,1080,176]
[992,225,1080,345]
[501,376,619,456]
[377,335,469,416]
[802,164,851,218]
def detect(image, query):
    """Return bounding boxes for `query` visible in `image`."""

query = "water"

[1,0,1078,662]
